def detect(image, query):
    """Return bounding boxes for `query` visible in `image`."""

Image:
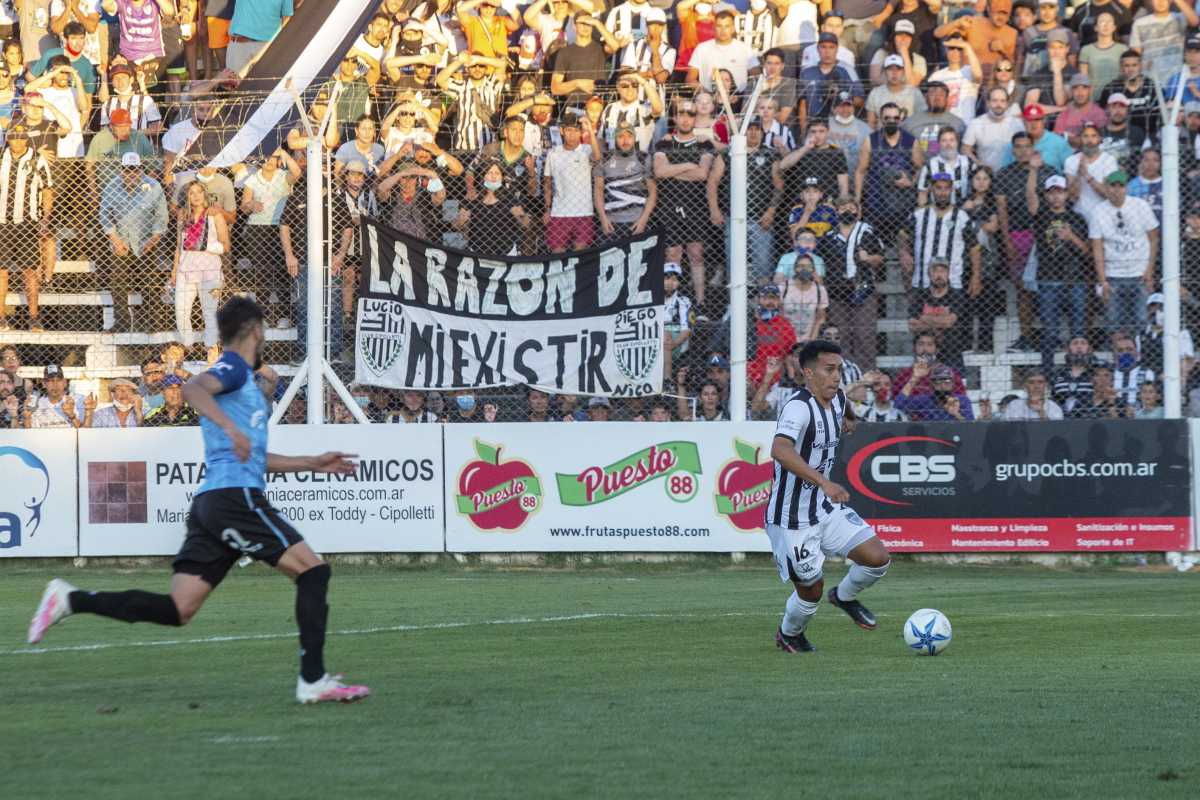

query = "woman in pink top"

[102,0,175,63]
[168,181,228,360]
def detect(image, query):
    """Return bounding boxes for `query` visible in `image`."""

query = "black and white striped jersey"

[767,387,847,529]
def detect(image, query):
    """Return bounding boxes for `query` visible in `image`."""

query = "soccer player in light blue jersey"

[28,298,370,704]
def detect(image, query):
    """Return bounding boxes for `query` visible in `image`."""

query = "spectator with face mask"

[846,368,909,422]
[1137,293,1195,383]
[748,284,797,387]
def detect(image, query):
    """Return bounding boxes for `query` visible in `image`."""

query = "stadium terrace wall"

[0,422,1195,557]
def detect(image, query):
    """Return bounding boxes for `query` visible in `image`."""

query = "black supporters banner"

[355,218,666,397]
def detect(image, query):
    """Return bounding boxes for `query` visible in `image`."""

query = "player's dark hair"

[1120,49,1140,61]
[1012,131,1032,145]
[217,296,265,345]
[798,339,842,370]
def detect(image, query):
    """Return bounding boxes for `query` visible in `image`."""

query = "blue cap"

[160,374,184,387]
[931,172,954,183]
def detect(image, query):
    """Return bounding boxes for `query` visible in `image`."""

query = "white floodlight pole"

[1157,69,1186,418]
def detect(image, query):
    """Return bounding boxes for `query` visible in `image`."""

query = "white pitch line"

[3,609,1189,657]
[0,612,762,657]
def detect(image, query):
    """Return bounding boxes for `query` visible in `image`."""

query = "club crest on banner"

[613,307,661,383]
[359,299,406,375]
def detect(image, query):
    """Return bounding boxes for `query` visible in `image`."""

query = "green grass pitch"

[1,560,1196,799]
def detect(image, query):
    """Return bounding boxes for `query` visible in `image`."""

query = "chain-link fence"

[0,14,1187,429]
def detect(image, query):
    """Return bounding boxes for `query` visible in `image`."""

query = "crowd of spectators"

[1,0,1198,425]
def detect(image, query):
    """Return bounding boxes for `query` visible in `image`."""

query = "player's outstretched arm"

[182,373,252,462]
[267,452,358,475]
[770,435,850,503]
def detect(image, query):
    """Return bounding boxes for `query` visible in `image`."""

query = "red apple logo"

[715,439,775,531]
[455,440,542,531]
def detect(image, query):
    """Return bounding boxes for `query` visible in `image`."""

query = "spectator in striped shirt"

[0,125,53,333]
[436,51,505,151]
[846,369,909,423]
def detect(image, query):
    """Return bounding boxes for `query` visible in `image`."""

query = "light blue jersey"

[196,352,269,494]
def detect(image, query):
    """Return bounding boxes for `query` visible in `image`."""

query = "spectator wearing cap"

[225,0,293,72]
[916,127,974,207]
[1130,0,1197,85]
[435,51,506,151]
[585,395,612,422]
[800,14,860,78]
[142,373,199,426]
[707,115,781,281]
[1097,93,1146,170]
[550,13,617,110]
[1020,28,1077,122]
[908,257,969,366]
[138,356,165,412]
[24,364,88,429]
[855,101,918,241]
[30,20,97,95]
[1098,50,1161,140]
[1054,74,1107,147]
[1026,173,1092,368]
[595,119,656,240]
[97,61,163,136]
[828,90,872,174]
[798,32,863,133]
[99,151,168,333]
[866,52,928,127]
[662,262,693,380]
[902,80,969,158]
[748,284,797,387]
[91,377,143,428]
[705,353,731,406]
[935,1,1017,81]
[1127,149,1163,227]
[85,106,158,201]
[963,87,1027,169]
[1064,121,1120,217]
[895,363,975,421]
[898,170,982,295]
[999,103,1072,171]
[868,19,926,89]
[1003,368,1064,420]
[1078,11,1124,104]
[1089,168,1159,334]
[686,7,760,92]
[599,69,662,152]
[1140,292,1196,382]
[653,98,716,311]
[0,125,53,333]
[543,111,600,253]
[1014,0,1077,84]
[926,36,982,125]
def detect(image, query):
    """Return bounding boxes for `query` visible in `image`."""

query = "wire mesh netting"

[0,2,1189,429]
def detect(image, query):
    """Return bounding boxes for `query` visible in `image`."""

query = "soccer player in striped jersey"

[765,339,891,653]
[27,298,370,704]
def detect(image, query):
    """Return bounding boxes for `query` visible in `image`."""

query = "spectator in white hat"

[868,20,926,88]
[99,150,169,333]
[866,52,927,127]
[91,377,144,428]
[1098,93,1147,170]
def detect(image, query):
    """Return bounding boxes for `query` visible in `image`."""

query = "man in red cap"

[85,106,159,203]
[1002,103,1073,171]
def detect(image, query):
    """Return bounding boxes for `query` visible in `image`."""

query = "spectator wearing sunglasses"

[1088,169,1158,335]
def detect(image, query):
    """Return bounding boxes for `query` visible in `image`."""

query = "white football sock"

[781,590,818,636]
[836,561,890,602]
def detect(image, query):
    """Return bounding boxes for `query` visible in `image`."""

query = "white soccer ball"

[903,609,952,656]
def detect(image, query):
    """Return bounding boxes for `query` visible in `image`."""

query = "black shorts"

[172,487,304,587]
[0,222,41,269]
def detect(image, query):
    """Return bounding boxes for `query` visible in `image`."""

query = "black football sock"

[295,564,331,683]
[68,590,182,626]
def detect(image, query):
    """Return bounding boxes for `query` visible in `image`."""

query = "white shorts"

[765,507,876,586]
